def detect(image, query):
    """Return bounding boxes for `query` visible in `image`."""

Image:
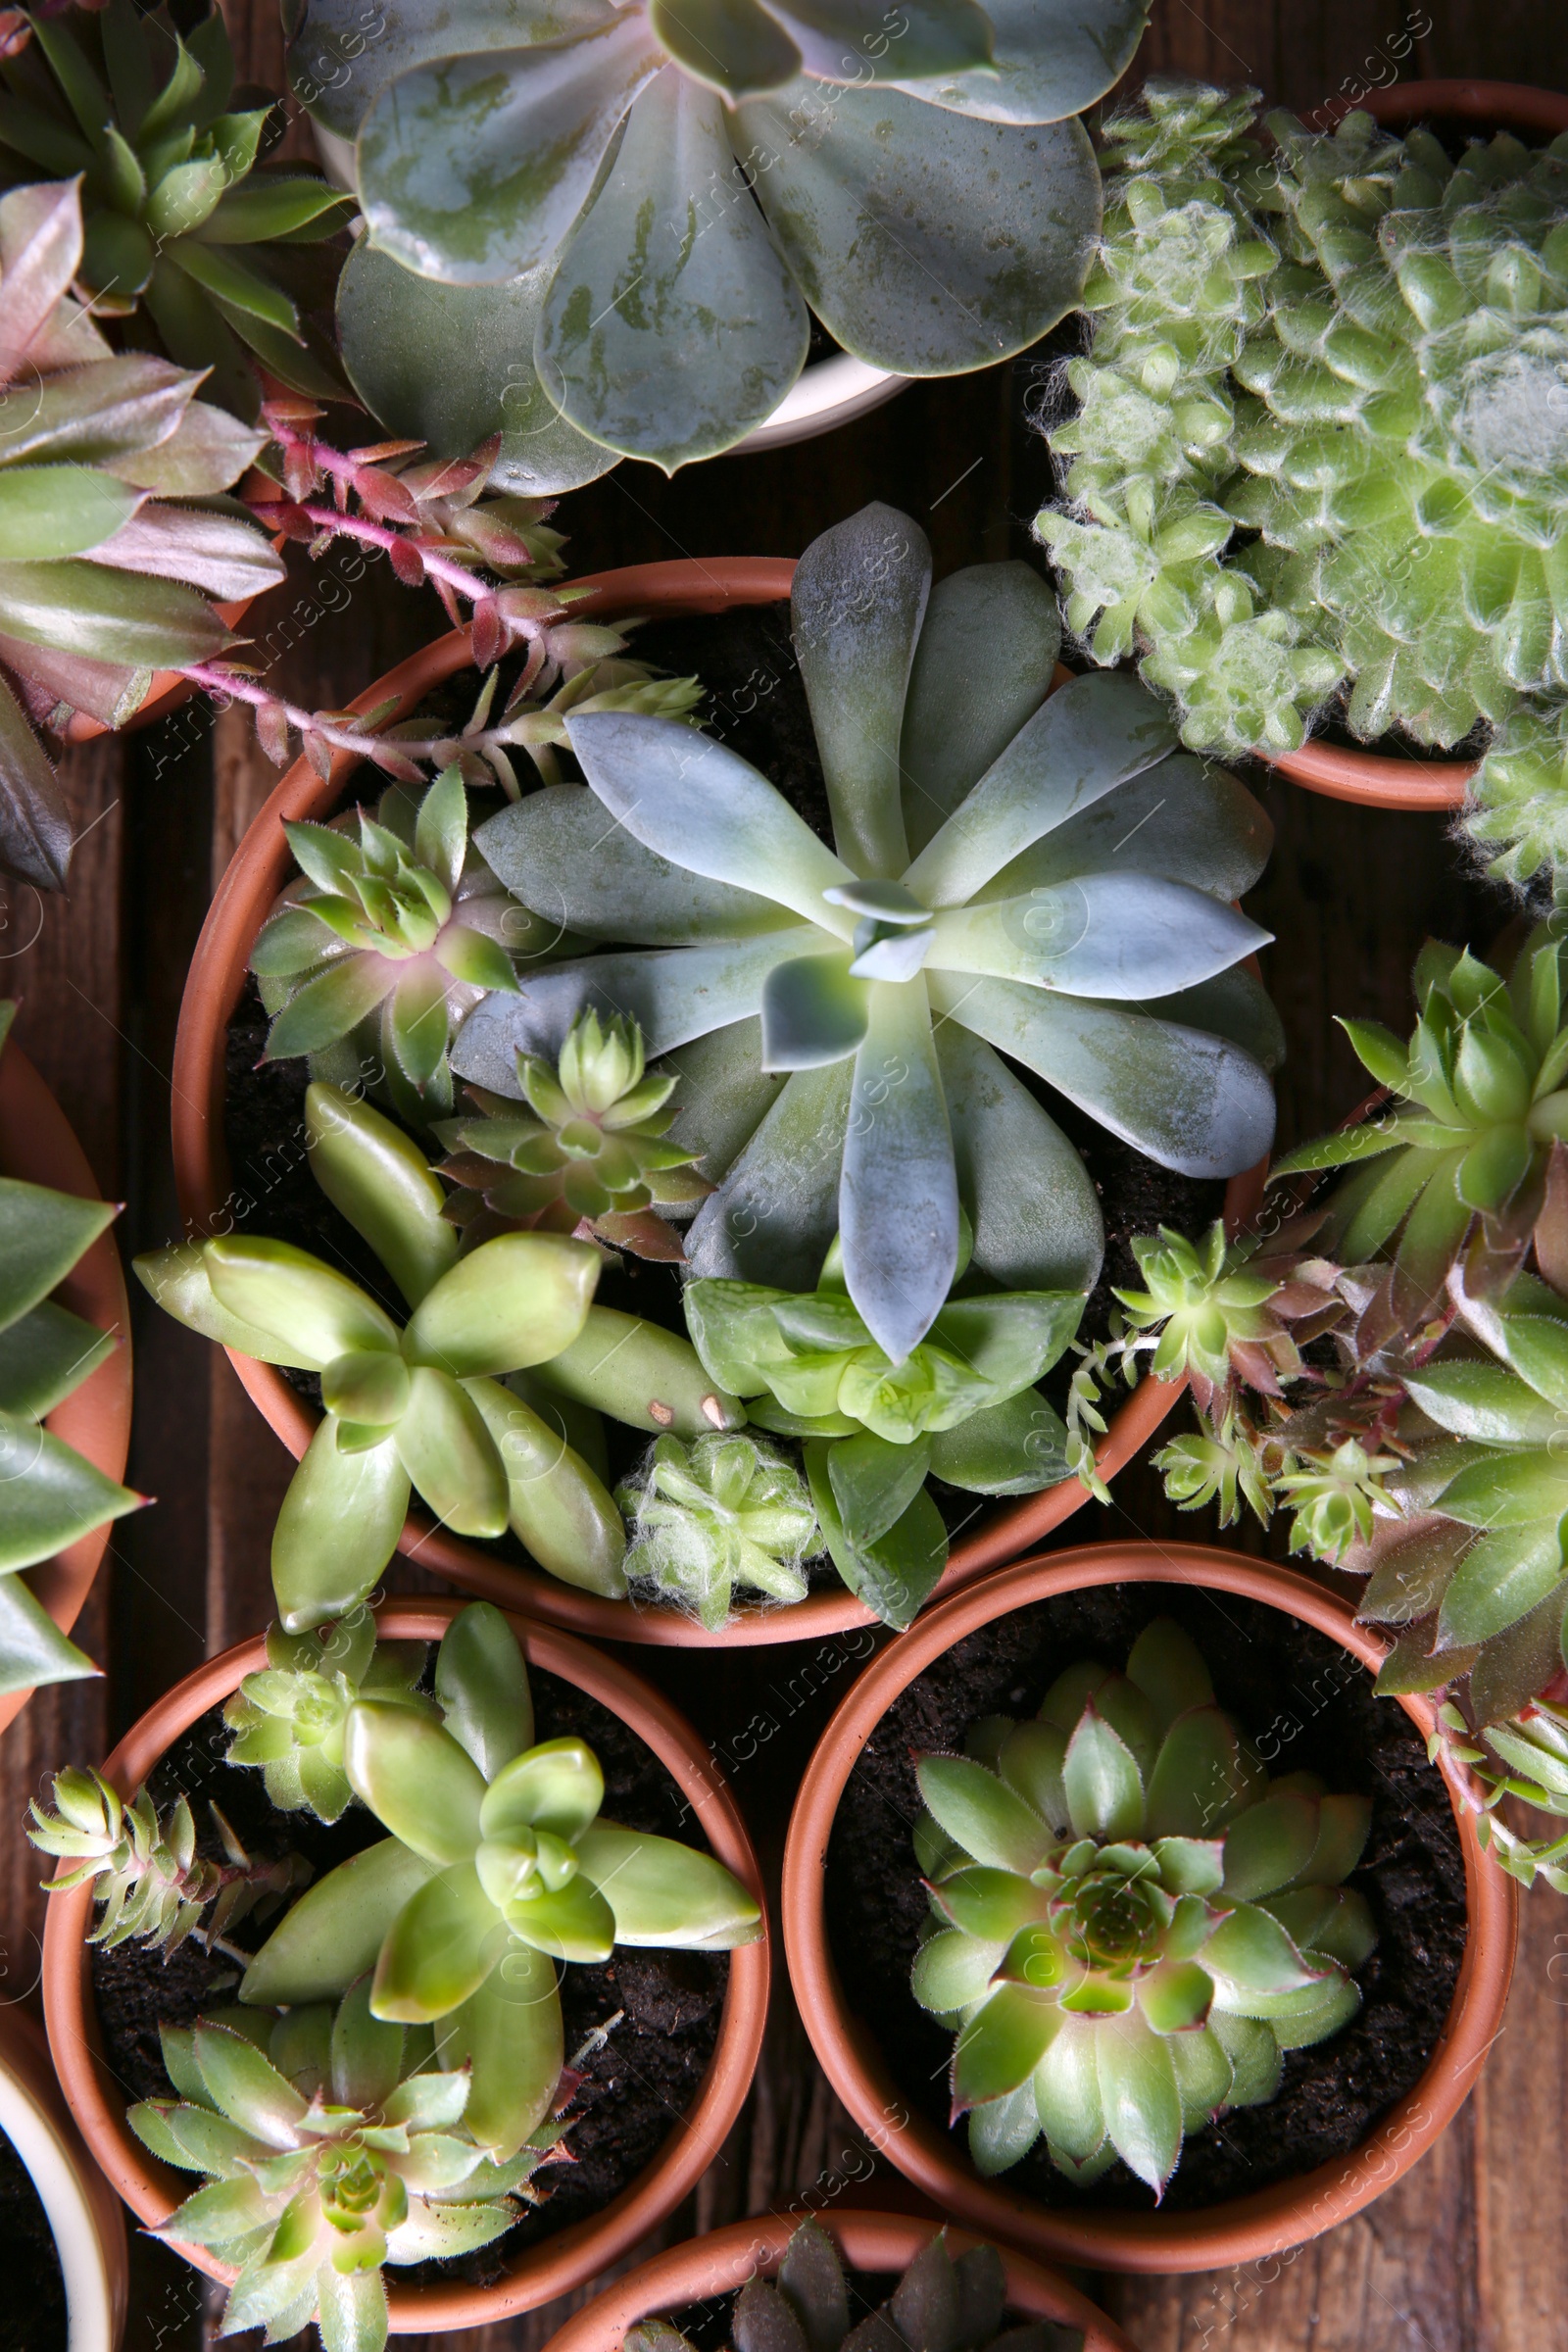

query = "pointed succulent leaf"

[1219,1793,1322,1900]
[760,953,870,1070]
[576,1821,762,1946]
[131,1241,331,1370]
[344,1704,487,1866]
[1127,1618,1215,1733]
[505,1871,616,1961]
[952,1983,1060,2112]
[305,1084,458,1309]
[402,1231,599,1377]
[1061,1709,1146,1842]
[777,2217,850,2352]
[270,1422,410,1635]
[1147,1706,1263,1838]
[0,1413,141,1573]
[369,1857,507,2022]
[434,1601,533,1781]
[900,561,1060,857]
[1032,2016,1103,2160]
[481,1738,604,1844]
[1096,2006,1183,2192]
[0,1178,115,1333]
[915,1756,1051,1876]
[434,1959,563,2157]
[394,1366,510,1539]
[242,1839,436,2008]
[1203,1902,1324,1995]
[839,980,959,1363]
[205,1237,398,1364]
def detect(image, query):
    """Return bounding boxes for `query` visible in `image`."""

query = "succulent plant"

[0,5,354,419]
[1468,702,1568,886]
[911,1617,1375,2192]
[616,1430,818,1629]
[1113,1219,1332,1410]
[626,2217,1084,2352]
[135,1085,640,1625]
[0,175,283,889]
[128,1982,564,2352]
[0,1003,142,1696]
[1269,929,1568,1318]
[289,0,1144,482]
[224,1612,435,1825]
[251,767,535,1127]
[465,503,1279,1369]
[1036,79,1568,825]
[240,1603,761,2158]
[28,1764,308,1957]
[438,1008,712,1263]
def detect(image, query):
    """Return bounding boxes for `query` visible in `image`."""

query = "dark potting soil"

[824,1583,1467,2214]
[662,2269,1039,2352]
[0,2128,67,2352]
[91,1669,725,2287]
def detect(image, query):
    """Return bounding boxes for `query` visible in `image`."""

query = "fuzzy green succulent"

[224,1613,435,1826]
[129,1982,564,2352]
[1037,79,1568,842]
[0,5,354,420]
[616,1431,818,1630]
[0,175,283,889]
[291,0,1140,484]
[438,1007,711,1262]
[135,1086,743,1626]
[627,2218,1084,2352]
[1468,703,1568,886]
[911,1617,1375,2194]
[465,503,1279,1372]
[241,1603,761,2161]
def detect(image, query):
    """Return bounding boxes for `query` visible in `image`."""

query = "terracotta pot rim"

[171,559,1268,1644]
[39,1596,769,2332]
[0,1039,133,1742]
[1250,78,1568,811]
[0,2004,127,2351]
[540,2209,1135,2352]
[780,1538,1518,2275]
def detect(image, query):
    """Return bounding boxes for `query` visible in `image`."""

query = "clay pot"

[0,1039,132,1740]
[39,1597,768,2334]
[0,2004,127,2351]
[541,2209,1134,2352]
[781,1539,1517,2275]
[171,560,1268,1644]
[1257,80,1568,811]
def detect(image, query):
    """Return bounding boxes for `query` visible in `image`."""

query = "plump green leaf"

[1096,2006,1183,2190]
[952,1983,1060,2111]
[911,1923,1004,2012]
[206,1237,399,1364]
[1127,1618,1215,1732]
[481,1736,603,1843]
[191,2023,307,2146]
[370,1858,508,2022]
[242,1839,436,2007]
[575,1821,762,1945]
[890,0,1151,122]
[927,876,1268,1002]
[901,561,1059,857]
[1204,1902,1323,1995]
[1061,1708,1145,1841]
[435,1601,534,1781]
[928,1865,1048,1942]
[760,952,870,1070]
[0,1411,140,1573]
[1220,1793,1323,1902]
[403,1230,599,1378]
[915,1754,1051,1875]
[997,754,1272,907]
[1032,2014,1103,2160]
[826,1430,931,1553]
[806,1442,947,1628]
[927,1385,1069,1495]
[0,465,140,562]
[504,1870,616,1961]
[0,1176,115,1334]
[1435,1448,1568,1528]
[394,1365,510,1539]
[0,1570,98,1695]
[270,1421,410,1634]
[466,1376,628,1596]
[936,1021,1102,1293]
[306,1083,458,1309]
[346,1702,487,1865]
[1437,1525,1567,1646]
[686,1059,855,1292]
[0,557,228,665]
[1402,1360,1566,1445]
[434,1962,563,2158]
[1146,1706,1262,1838]
[1139,1957,1214,2034]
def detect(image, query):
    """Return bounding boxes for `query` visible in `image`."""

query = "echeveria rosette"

[1269,929,1568,1323]
[241,1604,762,2161]
[134,1084,643,1627]
[0,4,354,421]
[0,177,283,890]
[252,766,542,1128]
[464,503,1279,1369]
[0,1001,142,1694]
[129,1984,563,2352]
[1113,1219,1326,1412]
[289,0,1147,479]
[685,1235,1084,1627]
[616,1430,818,1629]
[224,1614,436,1826]
[910,1617,1375,2193]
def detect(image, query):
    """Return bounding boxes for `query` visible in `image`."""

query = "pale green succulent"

[241,1604,761,2161]
[911,1617,1375,2193]
[1467,702,1568,886]
[1113,1219,1309,1407]
[223,1614,435,1825]
[128,1983,563,2352]
[616,1431,818,1630]
[291,0,1143,483]
[463,503,1279,1370]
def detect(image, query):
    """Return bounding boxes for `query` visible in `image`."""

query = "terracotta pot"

[0,1040,133,1740]
[0,2003,127,2351]
[781,1539,1517,2275]
[171,559,1268,1643]
[542,2209,1134,2352]
[40,1596,768,2335]
[1255,80,1568,810]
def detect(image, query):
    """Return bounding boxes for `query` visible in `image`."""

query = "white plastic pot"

[0,2008,126,2352]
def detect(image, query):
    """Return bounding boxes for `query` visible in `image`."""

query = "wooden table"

[3,3,1564,2343]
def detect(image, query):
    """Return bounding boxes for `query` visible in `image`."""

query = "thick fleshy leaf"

[1032,2015,1103,2161]
[911,1923,1004,2012]
[0,1412,140,1573]
[935,1022,1102,1292]
[191,2023,307,2145]
[649,0,801,98]
[1062,1710,1145,1841]
[395,1365,510,1538]
[901,561,1060,856]
[915,1754,1050,1875]
[792,503,930,876]
[952,1983,1060,2111]
[738,83,1099,372]
[346,1702,487,1864]
[88,505,283,600]
[575,1821,762,1944]
[0,466,141,563]
[1128,1620,1215,1733]
[0,1571,97,1695]
[1437,1526,1567,1646]
[242,1838,437,2007]
[906,673,1177,909]
[0,558,228,666]
[0,1176,114,1332]
[106,396,266,497]
[403,1230,599,1377]
[927,1384,1068,1494]
[1498,1313,1568,1411]
[686,1060,854,1289]
[335,235,616,498]
[810,1445,947,1627]
[1146,1706,1263,1838]
[0,670,72,892]
[995,754,1272,904]
[1435,1449,1568,1529]
[370,1860,507,2022]
[505,1871,616,1960]
[1402,1361,1566,1446]
[357,13,663,280]
[929,1866,1047,1943]
[760,953,869,1069]
[133,1240,319,1369]
[777,2218,851,2352]
[389,961,453,1089]
[827,1430,931,1551]
[927,876,1268,1000]
[1140,1958,1214,2034]
[931,972,1275,1180]
[528,1303,744,1435]
[0,181,85,380]
[206,1236,398,1364]
[839,980,958,1362]
[331,1975,406,2111]
[289,0,613,136]
[305,1083,459,1309]
[482,1737,604,1842]
[567,711,853,928]
[435,1600,534,1779]
[767,0,995,82]
[1219,1794,1321,1901]
[538,70,809,467]
[1096,2008,1183,2192]
[476,785,779,943]
[1204,1903,1323,1996]
[434,1963,563,2157]
[891,0,1151,123]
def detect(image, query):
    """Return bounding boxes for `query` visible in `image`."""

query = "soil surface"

[824,1583,1466,2213]
[91,1665,726,2286]
[0,2127,67,2352]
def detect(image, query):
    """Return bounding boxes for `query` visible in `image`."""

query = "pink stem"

[176,662,403,762]
[260,499,494,607]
